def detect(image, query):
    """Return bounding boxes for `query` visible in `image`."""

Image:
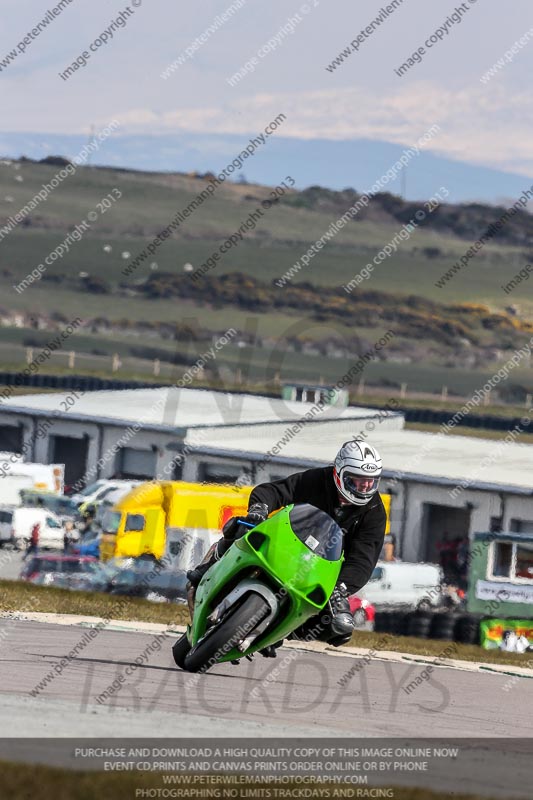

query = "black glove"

[222,502,269,542]
[246,502,269,524]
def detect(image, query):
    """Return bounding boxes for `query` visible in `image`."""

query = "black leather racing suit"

[229,466,387,645]
[248,466,386,595]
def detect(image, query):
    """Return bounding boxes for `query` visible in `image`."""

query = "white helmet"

[333,440,382,506]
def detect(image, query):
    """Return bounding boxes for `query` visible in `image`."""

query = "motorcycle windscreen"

[288,504,343,561]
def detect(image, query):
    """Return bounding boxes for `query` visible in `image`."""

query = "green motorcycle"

[172,503,343,673]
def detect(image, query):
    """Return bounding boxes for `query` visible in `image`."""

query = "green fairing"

[188,504,342,663]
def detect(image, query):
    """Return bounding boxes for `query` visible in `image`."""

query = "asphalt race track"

[0,618,531,738]
[1,618,533,797]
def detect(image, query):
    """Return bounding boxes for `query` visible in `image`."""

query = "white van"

[359,561,443,609]
[0,507,65,550]
[0,475,34,506]
[0,457,64,494]
[70,480,141,508]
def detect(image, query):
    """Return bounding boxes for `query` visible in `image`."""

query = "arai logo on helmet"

[360,463,378,472]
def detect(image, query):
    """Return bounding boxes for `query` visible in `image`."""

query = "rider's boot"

[186,583,196,619]
[327,582,355,646]
[186,543,216,618]
[186,542,218,589]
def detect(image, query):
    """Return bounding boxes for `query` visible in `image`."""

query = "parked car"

[0,506,67,550]
[19,554,107,592]
[359,561,443,610]
[137,570,189,603]
[71,529,102,559]
[0,506,16,546]
[348,594,375,626]
[19,490,79,521]
[105,557,188,602]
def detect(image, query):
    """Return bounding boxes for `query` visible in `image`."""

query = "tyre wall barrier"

[402,408,523,433]
[0,372,160,393]
[374,610,481,645]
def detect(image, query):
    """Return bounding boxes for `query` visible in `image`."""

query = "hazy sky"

[2,0,533,177]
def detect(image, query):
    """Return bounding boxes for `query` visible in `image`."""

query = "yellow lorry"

[99,479,392,567]
[99,481,251,566]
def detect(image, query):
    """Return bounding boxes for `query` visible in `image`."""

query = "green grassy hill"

[1,158,532,398]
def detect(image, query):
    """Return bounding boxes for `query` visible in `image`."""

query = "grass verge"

[3,580,533,670]
[349,630,533,669]
[0,761,502,800]
[0,579,189,627]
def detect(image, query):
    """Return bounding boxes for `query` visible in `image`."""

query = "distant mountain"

[0,131,531,206]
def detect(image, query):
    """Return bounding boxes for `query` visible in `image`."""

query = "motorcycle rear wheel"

[183,593,269,673]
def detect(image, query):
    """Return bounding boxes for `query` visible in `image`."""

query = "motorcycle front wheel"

[183,593,269,673]
[172,633,192,668]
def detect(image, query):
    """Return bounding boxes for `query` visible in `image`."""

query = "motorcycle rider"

[187,440,386,654]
